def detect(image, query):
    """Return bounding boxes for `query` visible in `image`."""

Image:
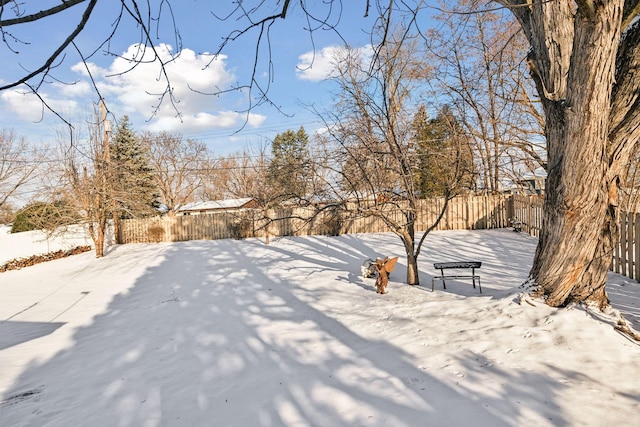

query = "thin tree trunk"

[95,223,105,258]
[400,231,419,286]
[406,251,419,285]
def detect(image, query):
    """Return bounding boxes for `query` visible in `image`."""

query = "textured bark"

[95,223,105,258]
[500,0,639,308]
[405,247,419,286]
[534,4,621,308]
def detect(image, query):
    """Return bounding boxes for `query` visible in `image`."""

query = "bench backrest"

[433,261,481,269]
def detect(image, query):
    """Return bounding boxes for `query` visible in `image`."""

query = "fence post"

[625,212,633,279]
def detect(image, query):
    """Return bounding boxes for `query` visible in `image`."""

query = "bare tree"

[198,155,234,202]
[0,129,42,210]
[205,144,273,203]
[427,2,545,193]
[0,202,15,224]
[59,107,112,257]
[141,132,211,214]
[318,29,475,285]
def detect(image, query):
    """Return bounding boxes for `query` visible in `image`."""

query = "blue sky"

[0,1,389,154]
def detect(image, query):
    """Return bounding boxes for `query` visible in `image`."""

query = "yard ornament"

[374,256,398,294]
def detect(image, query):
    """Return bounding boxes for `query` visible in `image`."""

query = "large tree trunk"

[530,115,616,308]
[531,5,619,307]
[508,1,631,308]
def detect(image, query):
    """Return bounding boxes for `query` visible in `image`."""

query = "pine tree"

[412,105,476,197]
[110,116,158,218]
[267,127,311,203]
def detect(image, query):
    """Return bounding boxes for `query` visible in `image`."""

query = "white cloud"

[85,44,241,126]
[246,112,267,127]
[1,89,78,123]
[54,80,92,97]
[70,61,107,78]
[147,110,266,133]
[0,43,266,134]
[296,44,374,82]
[296,46,343,81]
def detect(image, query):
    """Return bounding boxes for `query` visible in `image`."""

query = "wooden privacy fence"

[117,193,640,283]
[511,195,640,283]
[511,194,544,237]
[612,211,640,281]
[118,194,514,244]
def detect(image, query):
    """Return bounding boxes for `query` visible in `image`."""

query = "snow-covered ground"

[0,228,639,426]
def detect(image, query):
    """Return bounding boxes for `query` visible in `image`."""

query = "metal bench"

[432,261,482,293]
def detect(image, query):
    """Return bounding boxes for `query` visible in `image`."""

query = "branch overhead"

[0,0,87,27]
[0,0,98,92]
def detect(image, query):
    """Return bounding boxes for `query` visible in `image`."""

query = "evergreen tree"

[267,127,311,202]
[110,116,159,218]
[412,105,476,197]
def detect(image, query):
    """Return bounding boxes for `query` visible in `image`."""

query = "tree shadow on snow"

[0,232,566,426]
[0,321,65,351]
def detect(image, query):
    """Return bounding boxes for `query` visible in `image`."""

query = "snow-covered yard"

[0,228,639,426]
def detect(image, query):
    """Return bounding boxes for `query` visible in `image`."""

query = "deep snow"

[0,227,639,426]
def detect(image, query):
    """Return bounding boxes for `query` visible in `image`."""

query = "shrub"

[316,209,343,236]
[147,224,165,243]
[229,215,254,240]
[11,201,78,233]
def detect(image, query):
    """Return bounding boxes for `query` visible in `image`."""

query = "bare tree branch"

[0,0,98,91]
[0,0,87,26]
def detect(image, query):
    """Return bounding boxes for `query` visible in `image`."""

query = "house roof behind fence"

[177,198,256,212]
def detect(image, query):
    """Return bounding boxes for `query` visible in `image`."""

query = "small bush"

[11,200,78,233]
[10,210,33,233]
[316,210,343,236]
[147,224,165,243]
[229,217,253,240]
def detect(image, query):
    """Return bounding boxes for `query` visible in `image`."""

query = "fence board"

[626,212,633,278]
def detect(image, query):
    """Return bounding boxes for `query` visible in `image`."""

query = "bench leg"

[432,270,446,291]
[434,269,481,293]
